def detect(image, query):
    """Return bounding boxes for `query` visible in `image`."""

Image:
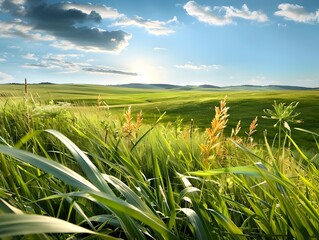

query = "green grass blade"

[14,130,43,149]
[229,138,263,161]
[44,129,113,193]
[102,174,155,215]
[0,144,98,191]
[86,191,177,240]
[208,209,245,240]
[286,134,308,161]
[0,199,23,214]
[188,164,266,177]
[179,208,207,240]
[295,128,319,137]
[0,214,111,238]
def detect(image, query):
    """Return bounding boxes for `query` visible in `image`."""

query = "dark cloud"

[0,0,131,53]
[0,0,26,16]
[83,67,139,76]
[26,2,102,28]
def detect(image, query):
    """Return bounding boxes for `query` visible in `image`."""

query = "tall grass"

[0,96,318,239]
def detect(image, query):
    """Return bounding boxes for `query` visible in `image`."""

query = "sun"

[129,60,163,83]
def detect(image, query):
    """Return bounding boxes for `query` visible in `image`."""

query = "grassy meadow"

[1,83,318,147]
[0,83,319,239]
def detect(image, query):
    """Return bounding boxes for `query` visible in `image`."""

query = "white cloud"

[175,63,221,71]
[112,16,178,35]
[60,2,123,19]
[184,1,268,26]
[22,53,38,61]
[184,1,232,26]
[225,4,268,22]
[0,71,14,82]
[11,0,25,4]
[0,58,6,62]
[275,4,319,23]
[154,47,168,51]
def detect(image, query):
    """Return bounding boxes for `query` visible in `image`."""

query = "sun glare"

[130,60,162,83]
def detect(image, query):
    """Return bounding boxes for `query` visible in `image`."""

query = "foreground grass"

[0,93,319,239]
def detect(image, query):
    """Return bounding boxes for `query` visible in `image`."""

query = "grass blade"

[0,213,108,238]
[0,144,98,191]
[85,191,178,240]
[179,208,207,240]
[44,129,112,193]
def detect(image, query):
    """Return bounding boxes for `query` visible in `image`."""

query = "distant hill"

[5,82,317,90]
[116,83,182,89]
[266,85,316,90]
[114,83,318,91]
[198,84,220,89]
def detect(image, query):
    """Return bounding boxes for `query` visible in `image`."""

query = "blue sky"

[0,0,318,87]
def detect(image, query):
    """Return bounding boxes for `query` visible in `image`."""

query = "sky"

[0,0,318,87]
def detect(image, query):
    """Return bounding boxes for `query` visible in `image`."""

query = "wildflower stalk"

[263,101,302,171]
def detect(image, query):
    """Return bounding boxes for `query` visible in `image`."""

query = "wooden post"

[24,78,28,94]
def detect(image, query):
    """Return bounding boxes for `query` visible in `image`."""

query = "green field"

[1,83,319,239]
[1,83,318,148]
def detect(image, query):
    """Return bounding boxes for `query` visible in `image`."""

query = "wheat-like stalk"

[134,110,143,138]
[123,106,134,138]
[123,107,143,140]
[201,96,229,167]
[231,120,241,139]
[245,116,258,143]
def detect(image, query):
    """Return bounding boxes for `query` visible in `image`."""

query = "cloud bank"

[184,1,268,26]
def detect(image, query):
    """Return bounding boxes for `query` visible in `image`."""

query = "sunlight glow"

[130,60,162,83]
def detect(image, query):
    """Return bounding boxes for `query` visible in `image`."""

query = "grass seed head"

[201,96,229,167]
[246,116,258,143]
[231,120,241,139]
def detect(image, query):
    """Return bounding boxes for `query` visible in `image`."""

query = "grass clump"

[0,95,318,239]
